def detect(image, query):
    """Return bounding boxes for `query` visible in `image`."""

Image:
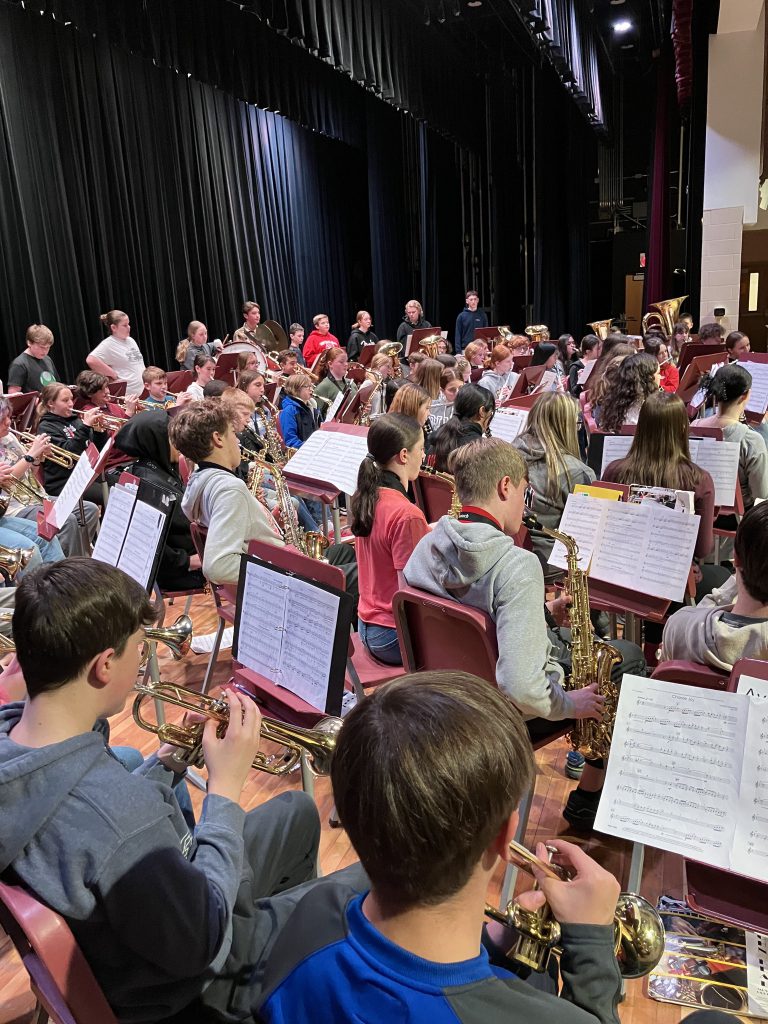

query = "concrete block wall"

[699,205,743,331]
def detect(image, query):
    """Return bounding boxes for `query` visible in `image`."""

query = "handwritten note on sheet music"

[742,361,768,415]
[117,500,166,590]
[283,430,370,496]
[595,676,768,881]
[738,675,768,700]
[489,409,528,443]
[236,560,340,710]
[92,484,137,566]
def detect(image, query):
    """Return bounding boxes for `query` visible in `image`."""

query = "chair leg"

[500,782,534,906]
[200,619,226,695]
[345,658,365,702]
[31,1003,49,1024]
[183,594,193,617]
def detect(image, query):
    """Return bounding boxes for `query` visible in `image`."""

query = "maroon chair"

[165,370,192,394]
[650,659,730,691]
[6,391,38,431]
[412,470,454,522]
[0,880,118,1024]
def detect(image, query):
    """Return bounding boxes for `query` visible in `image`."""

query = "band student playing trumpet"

[35,382,110,507]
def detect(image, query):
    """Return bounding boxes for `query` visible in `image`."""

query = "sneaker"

[565,750,585,780]
[563,787,602,832]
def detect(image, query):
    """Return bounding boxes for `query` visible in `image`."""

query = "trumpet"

[77,410,128,433]
[144,615,193,661]
[132,680,342,776]
[0,474,48,512]
[0,545,33,584]
[110,396,155,412]
[10,430,75,469]
[485,840,665,978]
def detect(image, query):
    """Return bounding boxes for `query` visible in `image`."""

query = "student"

[669,321,689,363]
[313,348,357,408]
[588,350,632,426]
[395,299,431,346]
[439,368,463,404]
[568,335,601,398]
[642,336,679,393]
[279,373,322,450]
[0,557,347,1023]
[698,322,726,343]
[86,309,146,394]
[699,363,768,509]
[409,357,443,401]
[454,290,488,354]
[175,320,221,370]
[556,334,578,377]
[172,400,356,588]
[287,322,307,365]
[257,670,623,1024]
[232,300,265,350]
[303,314,340,367]
[455,356,471,383]
[185,353,217,401]
[34,383,108,504]
[142,366,179,410]
[512,393,595,566]
[404,438,646,828]
[389,383,432,428]
[346,311,379,362]
[350,415,429,665]
[463,340,488,370]
[276,350,299,378]
[364,353,395,419]
[7,324,61,394]
[597,352,660,433]
[659,502,768,670]
[237,350,260,377]
[114,413,207,591]
[530,342,561,391]
[479,345,518,400]
[725,330,750,361]
[203,379,228,398]
[73,370,131,423]
[426,383,495,471]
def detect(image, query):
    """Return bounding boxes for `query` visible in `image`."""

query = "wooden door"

[624,275,644,336]
[739,262,768,352]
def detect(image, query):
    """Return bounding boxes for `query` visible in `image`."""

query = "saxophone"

[523,509,621,760]
[257,397,296,464]
[250,456,329,560]
[420,466,461,518]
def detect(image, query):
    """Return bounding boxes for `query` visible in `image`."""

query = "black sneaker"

[563,788,601,832]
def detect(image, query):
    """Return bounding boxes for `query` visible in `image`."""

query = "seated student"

[403,438,645,828]
[0,398,98,557]
[74,370,133,423]
[389,382,432,433]
[303,313,340,368]
[185,353,217,401]
[513,392,595,567]
[426,383,495,471]
[276,349,299,379]
[659,502,768,670]
[556,334,577,378]
[479,345,518,400]
[113,412,206,591]
[256,670,623,1024]
[462,340,488,370]
[279,373,322,450]
[408,357,443,403]
[699,322,726,343]
[454,356,471,383]
[175,320,221,371]
[597,352,660,433]
[668,321,689,363]
[7,324,61,394]
[405,350,427,378]
[141,366,179,410]
[0,557,347,1023]
[171,401,356,589]
[350,415,429,665]
[439,368,463,404]
[313,348,357,409]
[568,334,601,398]
[725,330,750,361]
[34,383,108,506]
[529,342,562,392]
[237,350,260,378]
[642,336,679,393]
[346,311,379,362]
[203,378,228,398]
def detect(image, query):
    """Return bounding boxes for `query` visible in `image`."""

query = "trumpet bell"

[0,544,33,582]
[144,615,193,660]
[615,893,666,979]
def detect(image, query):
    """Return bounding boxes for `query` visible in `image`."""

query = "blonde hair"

[221,387,256,419]
[389,383,431,419]
[515,392,580,502]
[100,310,128,333]
[25,324,54,347]
[352,310,371,330]
[313,313,329,327]
[283,372,314,398]
[370,353,391,373]
[449,438,527,504]
[410,358,442,399]
[405,299,424,318]
[142,366,167,384]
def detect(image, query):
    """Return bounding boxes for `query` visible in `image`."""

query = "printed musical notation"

[595,676,768,883]
[92,484,137,566]
[117,501,166,590]
[236,560,341,711]
[742,361,768,415]
[489,409,528,443]
[283,430,370,497]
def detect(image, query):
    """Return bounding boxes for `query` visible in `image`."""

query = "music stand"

[5,392,38,431]
[357,345,378,367]
[406,327,441,357]
[338,382,376,424]
[677,341,725,377]
[214,351,240,382]
[473,327,499,342]
[509,363,546,397]
[512,354,532,371]
[676,351,727,404]
[737,352,768,424]
[106,381,128,400]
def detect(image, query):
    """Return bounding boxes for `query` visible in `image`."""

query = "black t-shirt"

[7,352,60,392]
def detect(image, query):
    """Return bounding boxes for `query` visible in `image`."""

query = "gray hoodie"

[512,435,595,562]
[0,702,245,1022]
[403,519,574,720]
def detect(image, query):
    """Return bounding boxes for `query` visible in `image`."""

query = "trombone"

[0,547,33,586]
[0,474,48,513]
[132,680,342,776]
[10,430,75,469]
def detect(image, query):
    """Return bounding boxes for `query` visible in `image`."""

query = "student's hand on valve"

[81,407,103,428]
[547,591,572,627]
[568,682,605,720]
[28,434,51,461]
[203,689,262,802]
[175,391,195,406]
[527,840,620,927]
[124,395,141,415]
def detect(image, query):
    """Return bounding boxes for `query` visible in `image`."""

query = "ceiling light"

[613,19,632,32]
[467,1,483,6]
[610,0,626,4]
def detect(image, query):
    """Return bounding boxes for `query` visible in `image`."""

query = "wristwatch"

[23,454,35,464]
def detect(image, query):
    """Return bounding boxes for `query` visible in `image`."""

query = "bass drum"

[221,339,268,372]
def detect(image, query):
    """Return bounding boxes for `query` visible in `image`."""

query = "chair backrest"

[393,582,497,680]
[165,370,193,394]
[651,659,730,691]
[0,880,118,1024]
[729,656,768,693]
[412,472,453,521]
[247,539,345,591]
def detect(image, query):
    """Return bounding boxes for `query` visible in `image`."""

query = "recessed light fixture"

[613,19,632,32]
[467,1,483,6]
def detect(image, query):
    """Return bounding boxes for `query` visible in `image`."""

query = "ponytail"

[699,363,751,406]
[349,413,422,537]
[175,338,190,365]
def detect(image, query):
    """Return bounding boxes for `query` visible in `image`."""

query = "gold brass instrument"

[249,456,329,560]
[586,318,614,341]
[354,370,384,426]
[485,839,664,978]
[378,341,403,379]
[419,467,461,518]
[132,681,342,776]
[0,545,33,584]
[525,324,550,343]
[10,430,75,470]
[76,410,128,433]
[418,334,441,358]
[144,615,193,661]
[110,396,156,413]
[523,509,620,760]
[641,295,688,336]
[0,473,48,513]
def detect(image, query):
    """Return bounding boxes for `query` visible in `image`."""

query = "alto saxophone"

[258,398,294,464]
[523,509,620,761]
[250,456,329,560]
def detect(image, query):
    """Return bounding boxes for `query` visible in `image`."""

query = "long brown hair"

[606,391,702,490]
[34,383,72,429]
[588,338,634,396]
[409,358,442,400]
[315,347,345,381]
[349,414,423,537]
[515,392,581,502]
[599,352,659,433]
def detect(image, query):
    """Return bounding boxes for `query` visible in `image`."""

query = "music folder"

[232,553,354,716]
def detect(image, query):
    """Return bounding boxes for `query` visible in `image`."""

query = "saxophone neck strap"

[457,506,503,532]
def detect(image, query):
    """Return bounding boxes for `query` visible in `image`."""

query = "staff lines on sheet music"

[617,756,719,781]
[611,799,728,832]
[615,785,728,818]
[626,724,737,744]
[607,816,719,852]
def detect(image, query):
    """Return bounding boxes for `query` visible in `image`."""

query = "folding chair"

[650,659,729,691]
[189,523,236,695]
[0,880,118,1024]
[165,370,193,394]
[412,470,454,521]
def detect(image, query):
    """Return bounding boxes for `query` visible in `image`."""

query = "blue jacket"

[455,307,489,353]
[278,394,320,449]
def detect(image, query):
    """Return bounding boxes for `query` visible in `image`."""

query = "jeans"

[15,499,99,557]
[358,619,402,665]
[0,515,65,565]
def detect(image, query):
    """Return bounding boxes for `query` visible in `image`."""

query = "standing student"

[395,299,431,347]
[185,354,217,401]
[454,290,488,354]
[346,311,379,362]
[303,314,340,367]
[7,324,61,394]
[175,320,221,370]
[426,384,495,471]
[232,301,264,349]
[86,309,146,394]
[350,415,429,665]
[287,323,307,365]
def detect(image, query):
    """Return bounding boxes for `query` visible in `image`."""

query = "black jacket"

[425,418,484,472]
[37,412,108,496]
[346,329,379,362]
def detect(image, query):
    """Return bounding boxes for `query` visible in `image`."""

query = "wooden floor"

[0,591,754,1023]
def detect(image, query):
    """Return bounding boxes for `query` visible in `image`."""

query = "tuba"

[378,341,403,379]
[523,509,620,760]
[132,681,342,776]
[586,319,614,341]
[641,295,688,336]
[525,324,549,343]
[418,334,441,358]
[485,839,664,978]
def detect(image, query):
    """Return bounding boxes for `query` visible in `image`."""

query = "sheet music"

[46,446,98,528]
[282,429,370,496]
[489,409,528,442]
[733,698,768,877]
[577,360,597,385]
[323,391,344,423]
[116,500,166,589]
[691,438,740,506]
[595,677,746,870]
[91,484,137,566]
[548,493,604,572]
[742,361,768,415]
[235,560,340,710]
[600,434,634,474]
